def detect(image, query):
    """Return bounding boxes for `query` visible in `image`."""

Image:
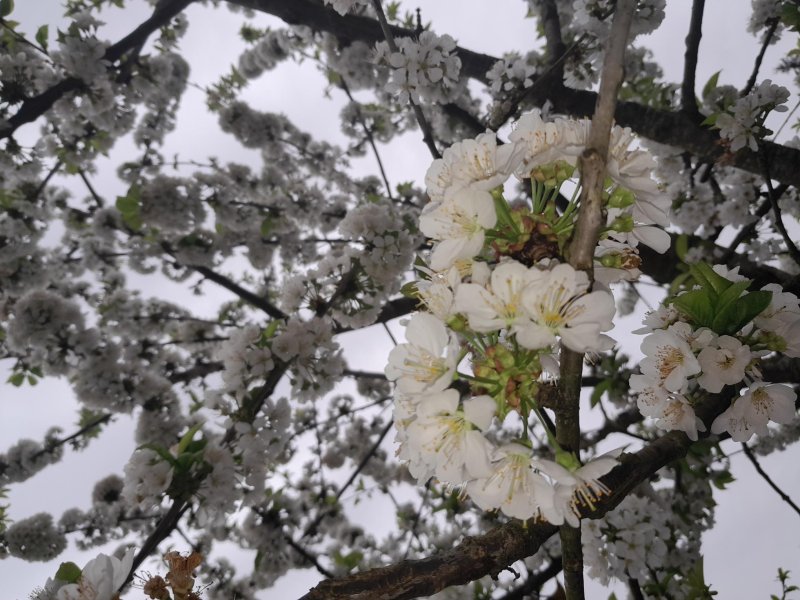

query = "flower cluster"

[714,79,790,152]
[632,264,798,441]
[386,110,670,524]
[374,31,462,104]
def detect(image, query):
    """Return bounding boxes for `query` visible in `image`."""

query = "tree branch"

[557,3,636,597]
[338,77,396,200]
[189,263,288,320]
[497,556,563,600]
[539,0,567,77]
[302,418,393,539]
[742,18,780,96]
[741,443,800,519]
[758,144,800,266]
[681,0,705,116]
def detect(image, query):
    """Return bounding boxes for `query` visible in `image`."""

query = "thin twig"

[497,556,564,600]
[757,143,800,265]
[338,77,395,201]
[78,169,105,208]
[742,18,780,96]
[302,418,394,539]
[681,0,705,116]
[370,0,441,159]
[284,533,336,578]
[31,413,113,460]
[741,443,800,519]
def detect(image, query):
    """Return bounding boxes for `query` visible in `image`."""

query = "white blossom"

[385,312,459,394]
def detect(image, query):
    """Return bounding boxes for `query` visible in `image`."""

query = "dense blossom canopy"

[1,1,800,599]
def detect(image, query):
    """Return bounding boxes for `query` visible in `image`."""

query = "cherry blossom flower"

[711,382,796,441]
[385,312,459,394]
[467,443,557,521]
[418,189,496,271]
[517,263,616,352]
[403,390,495,483]
[697,336,751,393]
[425,132,522,200]
[536,451,621,527]
[639,329,701,392]
[629,374,669,417]
[654,396,705,441]
[754,284,800,357]
[454,259,534,332]
[56,548,136,600]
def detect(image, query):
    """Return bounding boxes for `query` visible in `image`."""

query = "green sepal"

[400,281,419,299]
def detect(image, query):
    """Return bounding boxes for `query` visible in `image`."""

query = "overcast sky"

[2,1,799,598]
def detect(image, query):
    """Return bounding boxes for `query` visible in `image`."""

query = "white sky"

[2,1,799,599]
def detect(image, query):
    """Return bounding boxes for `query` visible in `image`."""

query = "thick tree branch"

[681,0,705,116]
[539,0,567,78]
[557,4,636,597]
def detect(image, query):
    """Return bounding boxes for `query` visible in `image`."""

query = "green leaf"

[672,290,714,327]
[701,113,719,127]
[0,0,14,18]
[724,290,773,335]
[260,217,273,237]
[35,24,48,50]
[780,2,800,30]
[333,550,363,572]
[711,280,752,333]
[590,379,611,408]
[7,372,24,386]
[690,262,732,297]
[115,185,140,214]
[139,443,178,467]
[702,70,721,99]
[176,422,204,455]
[55,561,81,583]
[715,280,752,312]
[675,234,689,262]
[711,469,735,490]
